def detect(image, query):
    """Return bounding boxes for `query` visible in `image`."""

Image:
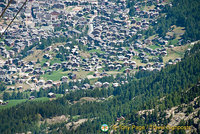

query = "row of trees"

[3,91,27,101]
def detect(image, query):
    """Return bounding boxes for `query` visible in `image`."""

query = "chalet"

[174,58,181,63]
[123,61,129,66]
[130,64,137,69]
[102,82,109,88]
[108,64,115,70]
[51,11,60,20]
[160,51,167,56]
[5,39,15,47]
[53,82,61,87]
[29,96,35,100]
[73,86,79,90]
[93,72,101,77]
[100,72,108,77]
[43,54,52,59]
[61,76,68,83]
[94,82,102,88]
[169,45,174,48]
[141,68,147,71]
[69,73,76,80]
[48,92,56,98]
[43,62,50,67]
[142,58,149,63]
[45,80,53,85]
[124,68,131,74]
[0,99,3,105]
[37,80,45,86]
[83,83,90,89]
[0,100,8,105]
[113,83,120,87]
[115,64,122,70]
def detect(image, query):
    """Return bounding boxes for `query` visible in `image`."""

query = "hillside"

[0,42,199,133]
[0,0,199,133]
[153,0,200,42]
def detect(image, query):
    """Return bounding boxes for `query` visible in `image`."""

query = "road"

[88,14,97,36]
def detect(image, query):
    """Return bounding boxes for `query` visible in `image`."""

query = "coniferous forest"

[0,42,200,133]
[153,0,200,42]
[0,0,200,133]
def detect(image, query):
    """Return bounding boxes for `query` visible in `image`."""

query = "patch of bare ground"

[7,83,31,91]
[80,97,96,101]
[166,96,200,133]
[24,47,44,62]
[164,44,191,63]
[23,43,64,62]
[138,109,154,115]
[65,119,88,130]
[40,115,69,125]
[172,44,190,52]
[80,51,91,58]
[87,74,102,79]
[73,97,97,104]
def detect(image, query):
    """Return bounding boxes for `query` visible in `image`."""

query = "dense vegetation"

[155,0,200,42]
[0,42,200,133]
[126,0,200,44]
[1,0,200,132]
[0,82,6,92]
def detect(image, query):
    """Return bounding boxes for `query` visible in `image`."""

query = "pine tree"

[3,92,10,101]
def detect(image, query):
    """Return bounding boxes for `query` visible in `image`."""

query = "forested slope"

[155,0,200,41]
[0,42,200,133]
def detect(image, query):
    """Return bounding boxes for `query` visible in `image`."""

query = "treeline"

[0,82,6,92]
[0,43,200,133]
[2,87,60,101]
[2,91,28,101]
[0,98,70,134]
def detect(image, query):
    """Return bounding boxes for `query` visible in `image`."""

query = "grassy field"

[168,39,179,46]
[143,5,155,11]
[89,49,105,54]
[149,44,162,50]
[74,71,91,79]
[5,45,11,51]
[132,58,146,66]
[0,97,48,110]
[106,71,123,75]
[40,57,62,67]
[80,51,91,59]
[87,71,94,75]
[23,43,64,63]
[89,78,98,85]
[0,99,27,110]
[166,26,185,40]
[0,95,62,110]
[41,70,69,81]
[24,48,44,62]
[163,44,190,63]
[50,58,62,65]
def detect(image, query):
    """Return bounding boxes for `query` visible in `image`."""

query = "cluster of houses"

[0,0,169,59]
[0,0,184,92]
[0,99,8,105]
